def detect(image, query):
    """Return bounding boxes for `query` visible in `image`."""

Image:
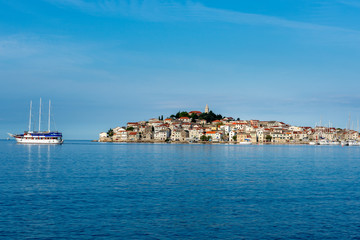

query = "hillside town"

[99,105,360,145]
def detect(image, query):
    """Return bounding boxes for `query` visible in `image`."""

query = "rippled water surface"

[1,140,360,239]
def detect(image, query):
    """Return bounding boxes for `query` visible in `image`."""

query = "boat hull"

[15,137,63,144]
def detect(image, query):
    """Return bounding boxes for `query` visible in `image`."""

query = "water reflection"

[25,144,58,179]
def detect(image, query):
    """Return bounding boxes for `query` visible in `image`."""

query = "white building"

[189,128,204,141]
[229,131,237,142]
[99,132,107,139]
[154,130,171,141]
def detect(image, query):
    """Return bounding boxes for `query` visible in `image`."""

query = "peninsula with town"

[99,105,360,145]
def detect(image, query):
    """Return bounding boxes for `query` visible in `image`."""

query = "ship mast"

[39,98,42,132]
[48,100,51,132]
[28,100,32,132]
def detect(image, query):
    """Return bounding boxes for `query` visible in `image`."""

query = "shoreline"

[96,140,312,145]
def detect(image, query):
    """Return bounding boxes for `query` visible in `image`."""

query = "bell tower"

[205,104,209,113]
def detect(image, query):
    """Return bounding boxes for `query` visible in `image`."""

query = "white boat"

[348,140,359,146]
[10,99,63,144]
[11,131,63,144]
[318,139,329,145]
[329,141,340,145]
[309,141,316,145]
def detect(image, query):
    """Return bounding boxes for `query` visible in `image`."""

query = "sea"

[1,140,360,239]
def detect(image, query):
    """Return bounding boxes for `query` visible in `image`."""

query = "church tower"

[205,104,209,113]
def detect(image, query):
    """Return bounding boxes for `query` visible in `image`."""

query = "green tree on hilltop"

[107,128,114,137]
[199,110,222,123]
[190,113,198,122]
[126,127,134,131]
[179,111,189,118]
[169,110,222,122]
[172,111,190,118]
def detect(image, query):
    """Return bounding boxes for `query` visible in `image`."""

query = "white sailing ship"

[9,99,63,144]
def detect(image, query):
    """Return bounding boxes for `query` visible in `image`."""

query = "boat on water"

[318,139,330,145]
[347,140,360,146]
[9,99,63,144]
[340,140,360,146]
[238,138,252,145]
[309,140,340,145]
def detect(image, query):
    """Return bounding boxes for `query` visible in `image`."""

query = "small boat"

[309,141,316,145]
[318,139,329,145]
[348,140,359,146]
[9,99,63,144]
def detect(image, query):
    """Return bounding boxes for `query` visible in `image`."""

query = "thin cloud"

[0,37,38,57]
[44,0,359,33]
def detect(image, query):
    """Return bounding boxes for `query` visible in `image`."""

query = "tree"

[174,111,189,118]
[170,110,223,122]
[200,135,209,141]
[266,135,272,142]
[232,135,237,141]
[179,111,189,118]
[107,128,114,137]
[126,126,134,131]
[190,113,198,121]
[198,110,222,123]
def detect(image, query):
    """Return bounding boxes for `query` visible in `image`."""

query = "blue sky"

[1,0,360,139]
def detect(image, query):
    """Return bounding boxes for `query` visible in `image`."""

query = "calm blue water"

[1,140,360,239]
